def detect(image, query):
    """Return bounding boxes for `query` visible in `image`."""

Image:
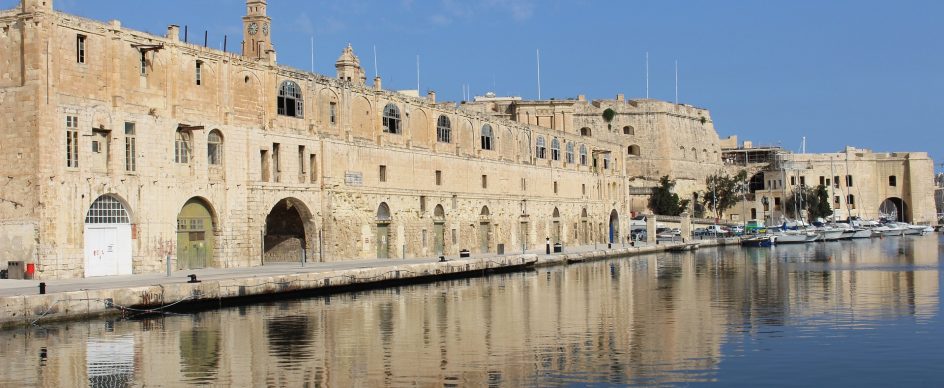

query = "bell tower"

[242,0,272,60]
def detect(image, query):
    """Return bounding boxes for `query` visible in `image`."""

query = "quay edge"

[0,239,736,329]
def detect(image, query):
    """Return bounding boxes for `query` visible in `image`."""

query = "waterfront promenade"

[0,239,731,329]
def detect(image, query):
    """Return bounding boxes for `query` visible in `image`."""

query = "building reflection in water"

[0,236,938,386]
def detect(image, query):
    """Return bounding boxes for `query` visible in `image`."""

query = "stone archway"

[376,202,392,258]
[177,197,216,270]
[264,198,313,263]
[608,210,619,244]
[433,204,445,256]
[84,194,133,277]
[879,197,908,222]
[479,206,491,253]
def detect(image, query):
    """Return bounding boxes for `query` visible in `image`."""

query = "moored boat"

[741,235,775,247]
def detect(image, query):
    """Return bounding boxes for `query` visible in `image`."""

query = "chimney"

[373,76,382,91]
[616,93,624,102]
[577,94,586,102]
[167,25,180,41]
[427,90,436,103]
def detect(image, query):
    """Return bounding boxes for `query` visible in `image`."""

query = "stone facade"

[0,0,631,279]
[0,0,935,280]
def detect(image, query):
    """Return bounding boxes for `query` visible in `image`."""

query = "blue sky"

[4,0,942,169]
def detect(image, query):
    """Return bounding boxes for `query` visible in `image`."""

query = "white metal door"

[84,225,131,277]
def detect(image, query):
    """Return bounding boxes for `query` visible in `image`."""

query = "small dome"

[335,43,361,67]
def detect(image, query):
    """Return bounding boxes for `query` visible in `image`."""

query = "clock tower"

[242,0,273,60]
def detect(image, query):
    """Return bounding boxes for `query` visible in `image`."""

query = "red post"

[25,263,35,279]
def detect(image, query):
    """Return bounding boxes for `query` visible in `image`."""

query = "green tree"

[602,108,615,130]
[649,176,689,216]
[702,170,748,218]
[784,184,832,222]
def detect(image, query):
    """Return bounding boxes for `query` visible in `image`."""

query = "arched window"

[436,115,451,143]
[382,104,401,134]
[580,127,592,137]
[566,142,575,164]
[623,126,634,135]
[579,145,588,165]
[85,195,131,224]
[535,136,546,159]
[692,147,698,161]
[207,130,223,165]
[603,153,611,169]
[480,124,493,150]
[627,144,640,156]
[377,202,392,221]
[175,128,192,164]
[550,138,561,161]
[277,80,303,118]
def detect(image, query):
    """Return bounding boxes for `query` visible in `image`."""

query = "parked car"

[705,225,729,236]
[729,225,744,235]
[693,227,710,237]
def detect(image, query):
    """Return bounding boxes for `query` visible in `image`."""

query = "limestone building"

[0,0,935,280]
[0,0,640,279]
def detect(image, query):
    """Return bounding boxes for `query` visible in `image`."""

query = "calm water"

[1,235,942,387]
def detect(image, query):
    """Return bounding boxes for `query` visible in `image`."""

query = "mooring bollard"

[166,255,171,277]
[39,282,46,295]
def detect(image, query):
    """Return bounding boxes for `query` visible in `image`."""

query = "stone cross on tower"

[242,0,273,60]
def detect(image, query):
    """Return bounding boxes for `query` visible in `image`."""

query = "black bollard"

[187,274,201,283]
[39,282,46,295]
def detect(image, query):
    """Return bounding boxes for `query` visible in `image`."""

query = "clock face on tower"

[262,23,269,36]
[248,22,258,35]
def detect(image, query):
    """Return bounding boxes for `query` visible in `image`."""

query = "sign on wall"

[345,171,363,186]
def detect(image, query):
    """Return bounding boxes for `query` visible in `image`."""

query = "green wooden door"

[433,223,444,256]
[376,224,389,259]
[177,199,213,270]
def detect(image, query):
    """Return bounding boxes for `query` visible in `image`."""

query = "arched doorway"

[479,206,491,253]
[377,202,392,258]
[177,197,215,269]
[608,210,619,244]
[433,204,445,256]
[879,197,908,222]
[552,207,562,244]
[264,198,310,263]
[84,194,133,277]
[580,208,589,245]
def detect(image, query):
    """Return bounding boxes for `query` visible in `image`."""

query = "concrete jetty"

[0,239,735,329]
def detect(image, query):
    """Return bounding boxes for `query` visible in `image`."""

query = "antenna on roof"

[310,35,314,73]
[373,45,378,78]
[416,54,420,93]
[536,48,542,100]
[674,59,678,104]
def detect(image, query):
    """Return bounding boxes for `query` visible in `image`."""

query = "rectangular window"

[451,228,457,244]
[819,176,825,186]
[847,195,855,205]
[66,116,79,168]
[420,196,427,212]
[76,35,86,64]
[834,195,840,205]
[452,194,458,208]
[889,175,897,186]
[195,60,202,85]
[833,176,840,188]
[124,122,135,172]
[825,178,830,187]
[379,165,387,182]
[298,145,306,182]
[91,140,101,153]
[582,183,586,195]
[422,229,427,248]
[260,150,270,182]
[553,181,558,194]
[481,175,487,189]
[140,50,147,76]
[309,154,317,183]
[329,102,337,125]
[521,178,527,191]
[790,176,796,186]
[435,170,442,186]
[846,175,853,187]
[774,197,781,205]
[800,176,806,186]
[272,143,281,182]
